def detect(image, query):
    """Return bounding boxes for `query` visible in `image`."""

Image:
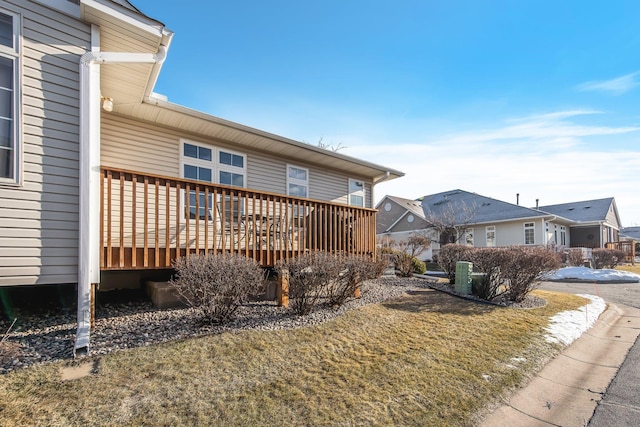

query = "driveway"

[539,280,640,426]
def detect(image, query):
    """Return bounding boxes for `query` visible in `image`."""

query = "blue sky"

[133,0,640,226]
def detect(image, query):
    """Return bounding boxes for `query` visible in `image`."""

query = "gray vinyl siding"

[101,114,374,208]
[0,0,89,286]
[101,114,179,176]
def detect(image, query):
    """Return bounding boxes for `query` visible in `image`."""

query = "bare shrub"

[170,253,265,324]
[593,249,627,269]
[327,255,371,307]
[469,248,509,301]
[502,247,561,303]
[393,251,415,277]
[566,249,584,266]
[276,252,341,315]
[437,244,474,281]
[369,253,391,279]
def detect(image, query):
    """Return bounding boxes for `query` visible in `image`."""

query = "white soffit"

[116,101,405,181]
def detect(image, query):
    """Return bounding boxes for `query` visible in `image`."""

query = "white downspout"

[76,26,168,355]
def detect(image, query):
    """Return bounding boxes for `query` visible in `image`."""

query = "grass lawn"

[0,289,587,427]
[617,263,640,275]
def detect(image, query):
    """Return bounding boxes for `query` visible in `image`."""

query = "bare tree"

[394,232,432,258]
[317,137,347,152]
[423,200,478,246]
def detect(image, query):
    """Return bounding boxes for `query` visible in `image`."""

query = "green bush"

[411,257,427,274]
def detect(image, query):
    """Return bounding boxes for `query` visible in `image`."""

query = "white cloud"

[577,72,640,95]
[343,111,640,226]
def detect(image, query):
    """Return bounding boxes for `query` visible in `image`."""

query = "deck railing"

[605,241,636,263]
[100,167,377,269]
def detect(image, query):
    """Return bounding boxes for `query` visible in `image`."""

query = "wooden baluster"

[185,183,190,261]
[131,174,137,268]
[204,187,209,255]
[100,170,105,269]
[106,171,112,269]
[175,183,181,260]
[195,184,200,255]
[143,176,149,267]
[119,173,125,268]
[165,179,170,266]
[155,178,160,266]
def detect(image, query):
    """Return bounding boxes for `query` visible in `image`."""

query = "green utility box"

[455,261,473,295]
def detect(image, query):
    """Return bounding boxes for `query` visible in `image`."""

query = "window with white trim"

[463,227,474,246]
[0,10,19,184]
[180,140,246,219]
[560,225,566,246]
[287,165,308,198]
[348,178,365,207]
[524,222,535,245]
[486,226,496,247]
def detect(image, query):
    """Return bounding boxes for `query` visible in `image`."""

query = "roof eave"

[126,98,405,181]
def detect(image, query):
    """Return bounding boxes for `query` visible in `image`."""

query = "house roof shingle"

[420,189,548,225]
[385,195,426,219]
[621,227,640,240]
[538,198,614,223]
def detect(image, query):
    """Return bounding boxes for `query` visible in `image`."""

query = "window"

[486,226,496,247]
[348,179,365,207]
[524,222,535,245]
[463,228,474,246]
[180,140,246,219]
[0,11,18,184]
[287,165,308,198]
[218,149,245,187]
[560,226,566,246]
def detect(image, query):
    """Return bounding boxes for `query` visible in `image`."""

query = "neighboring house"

[377,190,622,259]
[621,227,640,241]
[537,198,621,249]
[0,0,403,352]
[376,195,435,260]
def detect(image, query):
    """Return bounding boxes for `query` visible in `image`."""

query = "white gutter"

[76,26,169,355]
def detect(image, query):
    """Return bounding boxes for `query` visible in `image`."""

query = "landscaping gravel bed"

[1,276,432,374]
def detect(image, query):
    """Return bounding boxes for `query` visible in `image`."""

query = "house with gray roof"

[377,190,621,260]
[538,198,621,249]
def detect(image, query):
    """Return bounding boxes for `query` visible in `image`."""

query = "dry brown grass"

[616,263,640,275]
[0,289,587,427]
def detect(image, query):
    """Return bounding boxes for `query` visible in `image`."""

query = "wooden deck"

[100,167,377,269]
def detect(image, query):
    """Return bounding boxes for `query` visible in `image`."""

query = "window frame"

[485,225,496,247]
[0,8,20,186]
[463,227,474,246]
[179,139,247,220]
[217,147,246,188]
[524,222,535,245]
[286,164,309,198]
[348,178,365,207]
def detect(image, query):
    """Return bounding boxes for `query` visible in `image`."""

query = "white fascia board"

[463,215,559,228]
[81,0,165,37]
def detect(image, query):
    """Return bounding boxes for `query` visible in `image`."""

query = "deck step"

[145,281,185,309]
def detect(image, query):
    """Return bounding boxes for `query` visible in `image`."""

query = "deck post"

[277,269,289,307]
[90,283,97,329]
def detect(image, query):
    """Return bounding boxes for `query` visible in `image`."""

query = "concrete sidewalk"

[480,303,640,427]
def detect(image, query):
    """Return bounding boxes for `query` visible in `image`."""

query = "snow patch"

[544,266,640,282]
[545,294,606,346]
